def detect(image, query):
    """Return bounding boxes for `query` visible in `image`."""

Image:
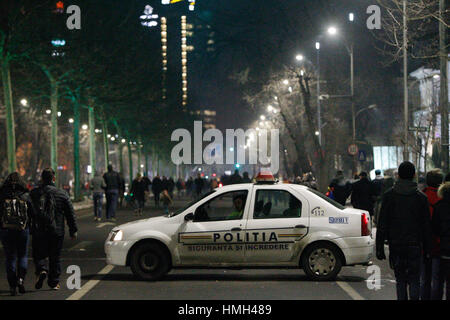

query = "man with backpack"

[30,168,78,290]
[0,172,35,296]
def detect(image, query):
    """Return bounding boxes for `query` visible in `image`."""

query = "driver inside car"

[227,194,246,220]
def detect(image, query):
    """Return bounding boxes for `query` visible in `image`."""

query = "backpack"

[36,190,57,231]
[1,196,28,231]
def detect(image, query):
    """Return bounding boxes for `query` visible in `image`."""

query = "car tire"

[301,242,342,281]
[130,243,170,281]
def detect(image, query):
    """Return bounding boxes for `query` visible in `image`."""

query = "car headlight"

[110,230,123,241]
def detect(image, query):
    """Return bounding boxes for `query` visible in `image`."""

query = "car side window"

[194,190,248,222]
[253,190,302,219]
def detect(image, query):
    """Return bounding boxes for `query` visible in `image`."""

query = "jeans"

[420,257,444,300]
[105,189,119,219]
[32,233,64,287]
[93,192,103,218]
[154,192,160,207]
[0,228,29,288]
[440,258,450,300]
[389,245,422,300]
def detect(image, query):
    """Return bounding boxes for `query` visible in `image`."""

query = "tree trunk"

[50,78,59,184]
[73,102,81,201]
[439,0,449,172]
[88,104,96,178]
[102,117,109,169]
[1,59,17,172]
[128,141,133,186]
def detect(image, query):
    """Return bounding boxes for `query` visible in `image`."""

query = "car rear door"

[243,185,309,263]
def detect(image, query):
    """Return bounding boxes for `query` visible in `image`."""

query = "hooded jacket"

[0,183,34,230]
[329,175,351,206]
[376,179,432,255]
[432,182,450,257]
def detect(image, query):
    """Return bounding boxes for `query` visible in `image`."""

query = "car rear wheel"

[301,242,342,281]
[130,243,170,281]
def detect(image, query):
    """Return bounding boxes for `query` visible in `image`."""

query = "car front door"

[177,188,251,265]
[243,186,309,264]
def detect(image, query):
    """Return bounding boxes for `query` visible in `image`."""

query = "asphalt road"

[0,198,398,300]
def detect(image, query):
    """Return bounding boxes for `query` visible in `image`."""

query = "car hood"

[114,215,168,231]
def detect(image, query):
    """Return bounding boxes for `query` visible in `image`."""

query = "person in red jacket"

[420,169,444,300]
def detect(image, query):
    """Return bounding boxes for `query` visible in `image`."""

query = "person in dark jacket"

[242,172,251,183]
[0,172,35,295]
[194,174,205,199]
[103,165,121,221]
[167,177,175,199]
[152,175,163,208]
[351,172,376,217]
[229,170,242,185]
[329,171,352,206]
[130,173,148,216]
[432,181,450,300]
[30,168,78,291]
[118,173,126,209]
[372,170,385,225]
[376,161,432,300]
[420,169,444,300]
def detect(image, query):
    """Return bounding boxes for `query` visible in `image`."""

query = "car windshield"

[307,188,346,210]
[168,190,216,217]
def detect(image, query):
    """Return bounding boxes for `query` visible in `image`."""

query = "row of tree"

[0,1,193,200]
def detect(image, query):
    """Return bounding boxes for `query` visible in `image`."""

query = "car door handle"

[294,225,307,229]
[231,227,242,232]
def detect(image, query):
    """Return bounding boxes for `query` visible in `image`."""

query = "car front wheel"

[301,242,342,281]
[130,243,170,281]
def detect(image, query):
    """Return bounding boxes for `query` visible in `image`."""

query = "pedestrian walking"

[229,169,242,185]
[0,172,35,296]
[118,173,125,209]
[431,181,450,300]
[130,173,148,216]
[103,165,121,221]
[168,177,175,199]
[420,169,444,300]
[328,171,352,206]
[194,174,204,199]
[161,189,172,215]
[152,175,163,208]
[372,170,385,225]
[90,171,106,222]
[351,172,377,217]
[376,161,432,300]
[242,172,251,183]
[30,168,78,291]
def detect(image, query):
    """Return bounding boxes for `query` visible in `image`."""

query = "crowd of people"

[1,162,448,299]
[325,162,449,300]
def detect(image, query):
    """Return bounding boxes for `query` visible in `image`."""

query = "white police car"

[105,174,374,281]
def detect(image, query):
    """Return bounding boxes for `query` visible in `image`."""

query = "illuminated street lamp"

[295,54,304,62]
[46,109,51,114]
[68,118,74,124]
[327,26,338,36]
[20,99,28,106]
[82,124,88,130]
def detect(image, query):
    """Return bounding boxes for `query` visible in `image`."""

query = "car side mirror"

[184,213,194,222]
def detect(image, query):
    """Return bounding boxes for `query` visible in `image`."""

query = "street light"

[68,118,74,124]
[20,99,28,106]
[82,124,88,130]
[295,54,304,61]
[46,109,51,115]
[327,26,338,36]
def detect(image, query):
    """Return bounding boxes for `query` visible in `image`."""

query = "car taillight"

[361,213,370,236]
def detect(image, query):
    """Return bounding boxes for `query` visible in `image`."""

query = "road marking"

[96,222,116,228]
[336,281,365,300]
[67,241,94,251]
[66,264,114,300]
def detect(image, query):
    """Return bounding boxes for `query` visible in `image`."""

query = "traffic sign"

[358,150,366,162]
[348,144,359,156]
